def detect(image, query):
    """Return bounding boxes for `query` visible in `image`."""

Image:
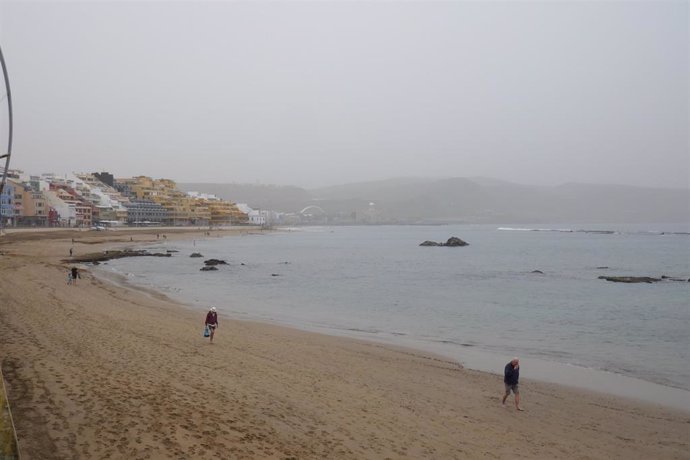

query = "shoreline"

[1,229,689,458]
[96,229,690,412]
[102,264,690,412]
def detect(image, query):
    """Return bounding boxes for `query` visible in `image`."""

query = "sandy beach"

[0,229,688,459]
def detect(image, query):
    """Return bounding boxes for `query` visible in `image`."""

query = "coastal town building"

[236,203,282,226]
[75,173,131,224]
[0,172,59,227]
[0,178,50,227]
[10,180,22,219]
[13,180,49,226]
[1,170,249,228]
[125,199,168,225]
[0,179,15,226]
[116,176,247,226]
[187,191,248,226]
[44,183,93,227]
[43,189,76,227]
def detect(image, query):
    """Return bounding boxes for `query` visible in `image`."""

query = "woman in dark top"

[205,307,219,343]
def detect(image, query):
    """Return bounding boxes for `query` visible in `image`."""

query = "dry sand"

[0,229,688,459]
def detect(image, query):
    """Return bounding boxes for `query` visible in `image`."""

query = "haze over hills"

[179,178,690,225]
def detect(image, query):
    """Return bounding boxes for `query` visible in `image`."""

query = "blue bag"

[203,326,210,337]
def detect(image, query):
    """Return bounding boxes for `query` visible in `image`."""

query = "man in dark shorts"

[502,357,523,411]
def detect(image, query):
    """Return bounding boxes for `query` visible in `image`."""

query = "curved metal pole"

[0,44,13,232]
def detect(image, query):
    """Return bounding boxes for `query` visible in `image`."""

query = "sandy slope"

[0,229,688,459]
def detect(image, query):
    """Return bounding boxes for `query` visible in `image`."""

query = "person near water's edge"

[70,267,80,286]
[502,357,523,411]
[205,307,219,343]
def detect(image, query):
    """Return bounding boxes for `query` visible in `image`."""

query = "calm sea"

[100,224,690,407]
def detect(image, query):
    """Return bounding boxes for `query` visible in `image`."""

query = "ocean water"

[99,224,690,406]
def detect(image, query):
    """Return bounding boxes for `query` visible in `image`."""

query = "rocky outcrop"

[67,250,172,264]
[204,259,228,266]
[598,276,660,284]
[599,275,690,283]
[661,275,689,282]
[190,253,204,258]
[200,266,218,271]
[420,237,469,247]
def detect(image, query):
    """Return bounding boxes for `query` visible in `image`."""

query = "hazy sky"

[0,1,687,189]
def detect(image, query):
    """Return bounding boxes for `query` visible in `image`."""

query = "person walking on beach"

[70,267,80,286]
[502,357,523,411]
[205,307,219,343]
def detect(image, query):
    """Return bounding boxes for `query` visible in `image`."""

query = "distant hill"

[180,178,690,224]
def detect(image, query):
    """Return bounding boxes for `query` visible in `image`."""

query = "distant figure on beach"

[67,271,73,285]
[70,267,80,286]
[502,357,523,411]
[69,247,73,257]
[205,307,219,343]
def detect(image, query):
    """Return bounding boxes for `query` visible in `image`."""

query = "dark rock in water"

[596,266,609,269]
[92,261,100,266]
[598,276,660,284]
[531,270,544,274]
[190,253,204,258]
[166,250,179,253]
[420,237,469,247]
[204,259,228,266]
[582,230,615,234]
[271,273,280,277]
[200,266,218,271]
[661,275,687,282]
[67,250,171,263]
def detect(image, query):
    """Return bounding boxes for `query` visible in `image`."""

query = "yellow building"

[115,176,247,226]
[6,179,49,226]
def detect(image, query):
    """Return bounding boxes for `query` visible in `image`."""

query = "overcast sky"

[0,1,687,189]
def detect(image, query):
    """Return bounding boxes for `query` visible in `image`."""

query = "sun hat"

[210,307,217,312]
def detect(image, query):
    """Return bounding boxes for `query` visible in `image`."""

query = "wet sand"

[1,229,689,459]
